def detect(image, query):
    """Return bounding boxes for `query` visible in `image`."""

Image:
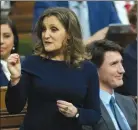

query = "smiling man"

[85,39,137,130]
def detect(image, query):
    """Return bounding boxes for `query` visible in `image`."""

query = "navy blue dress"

[5,55,101,130]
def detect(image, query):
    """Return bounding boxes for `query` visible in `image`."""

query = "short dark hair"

[0,16,19,53]
[86,39,123,68]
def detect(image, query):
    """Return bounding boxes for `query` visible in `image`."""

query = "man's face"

[98,51,125,89]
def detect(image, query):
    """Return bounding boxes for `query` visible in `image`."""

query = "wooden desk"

[0,86,26,129]
[0,86,7,110]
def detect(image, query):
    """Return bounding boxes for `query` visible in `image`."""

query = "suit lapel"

[115,93,133,130]
[100,101,116,130]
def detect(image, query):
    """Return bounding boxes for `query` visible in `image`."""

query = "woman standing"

[6,7,101,130]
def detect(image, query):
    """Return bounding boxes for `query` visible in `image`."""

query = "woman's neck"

[1,56,8,62]
[41,53,64,61]
[42,49,65,61]
[51,54,64,61]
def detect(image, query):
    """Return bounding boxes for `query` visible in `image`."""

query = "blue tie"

[110,96,130,130]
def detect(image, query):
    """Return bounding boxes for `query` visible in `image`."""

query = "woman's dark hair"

[86,39,123,68]
[33,7,85,68]
[0,16,19,53]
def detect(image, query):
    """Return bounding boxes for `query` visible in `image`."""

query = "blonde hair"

[33,7,86,68]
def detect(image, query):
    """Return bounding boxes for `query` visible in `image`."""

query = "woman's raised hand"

[7,53,21,85]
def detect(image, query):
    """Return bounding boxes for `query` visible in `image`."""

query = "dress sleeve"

[5,56,32,114]
[78,62,101,125]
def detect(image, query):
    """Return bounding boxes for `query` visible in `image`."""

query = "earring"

[12,46,15,50]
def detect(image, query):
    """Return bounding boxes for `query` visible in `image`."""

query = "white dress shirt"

[114,1,134,24]
[69,1,91,40]
[1,60,11,81]
[100,89,131,130]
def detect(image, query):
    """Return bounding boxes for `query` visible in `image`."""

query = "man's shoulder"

[115,92,135,104]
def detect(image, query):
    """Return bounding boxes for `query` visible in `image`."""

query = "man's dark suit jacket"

[116,40,137,96]
[83,93,137,130]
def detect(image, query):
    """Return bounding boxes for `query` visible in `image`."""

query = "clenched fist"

[7,53,21,85]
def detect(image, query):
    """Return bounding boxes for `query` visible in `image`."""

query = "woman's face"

[42,16,68,53]
[0,24,14,60]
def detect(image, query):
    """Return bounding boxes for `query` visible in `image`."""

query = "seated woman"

[0,16,19,86]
